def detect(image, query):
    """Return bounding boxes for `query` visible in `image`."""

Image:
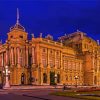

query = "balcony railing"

[42,38,62,46]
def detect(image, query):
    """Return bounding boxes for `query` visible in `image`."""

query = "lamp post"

[54,74,57,89]
[74,75,78,88]
[3,65,10,89]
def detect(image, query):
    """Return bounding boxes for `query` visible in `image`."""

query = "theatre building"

[0,12,100,87]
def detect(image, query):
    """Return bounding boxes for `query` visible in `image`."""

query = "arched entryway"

[21,73,26,85]
[94,76,97,85]
[43,73,47,83]
[50,71,55,85]
[57,73,60,83]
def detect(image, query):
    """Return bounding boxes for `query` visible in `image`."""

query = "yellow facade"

[0,17,100,87]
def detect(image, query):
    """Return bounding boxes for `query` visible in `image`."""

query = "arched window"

[43,73,47,83]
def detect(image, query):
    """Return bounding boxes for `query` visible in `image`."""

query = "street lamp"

[3,65,10,89]
[54,74,57,89]
[74,75,78,88]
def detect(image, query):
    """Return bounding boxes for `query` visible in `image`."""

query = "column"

[17,47,20,64]
[60,51,63,84]
[0,55,1,67]
[39,48,42,66]
[2,53,4,67]
[47,48,49,67]
[47,70,50,85]
[26,47,28,67]
[47,48,50,84]
[40,69,43,85]
[14,47,16,66]
[32,47,35,64]
[23,48,25,66]
[35,44,40,66]
[54,50,56,69]
[92,54,95,70]
[17,47,21,69]
[20,48,23,66]
[3,53,6,66]
[11,48,14,65]
[38,67,41,85]
[60,51,63,69]
[6,49,8,65]
[80,62,81,72]
[75,62,77,71]
[66,60,68,70]
[92,54,95,85]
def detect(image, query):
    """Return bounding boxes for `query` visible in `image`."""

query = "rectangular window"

[42,51,47,67]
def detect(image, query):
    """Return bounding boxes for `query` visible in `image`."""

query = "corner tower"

[6,9,29,85]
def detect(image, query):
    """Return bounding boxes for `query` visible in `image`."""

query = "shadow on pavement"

[23,94,51,100]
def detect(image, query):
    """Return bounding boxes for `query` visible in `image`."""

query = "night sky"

[0,0,99,43]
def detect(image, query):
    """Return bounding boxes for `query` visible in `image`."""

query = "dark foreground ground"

[0,89,82,100]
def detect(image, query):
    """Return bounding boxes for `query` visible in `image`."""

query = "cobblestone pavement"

[0,89,82,100]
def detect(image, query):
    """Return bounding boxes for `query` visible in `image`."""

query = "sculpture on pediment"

[40,33,42,38]
[45,34,53,40]
[31,33,34,38]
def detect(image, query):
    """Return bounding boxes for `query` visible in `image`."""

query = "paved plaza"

[0,89,82,100]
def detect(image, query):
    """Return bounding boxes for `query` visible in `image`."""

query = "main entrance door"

[21,73,25,85]
[50,72,55,85]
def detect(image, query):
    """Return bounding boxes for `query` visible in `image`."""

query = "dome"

[10,23,25,32]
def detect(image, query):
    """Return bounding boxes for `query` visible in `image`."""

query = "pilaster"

[6,48,8,65]
[54,50,57,69]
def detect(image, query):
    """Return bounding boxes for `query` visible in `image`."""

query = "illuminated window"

[42,59,46,67]
[42,50,47,67]
[49,50,54,67]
